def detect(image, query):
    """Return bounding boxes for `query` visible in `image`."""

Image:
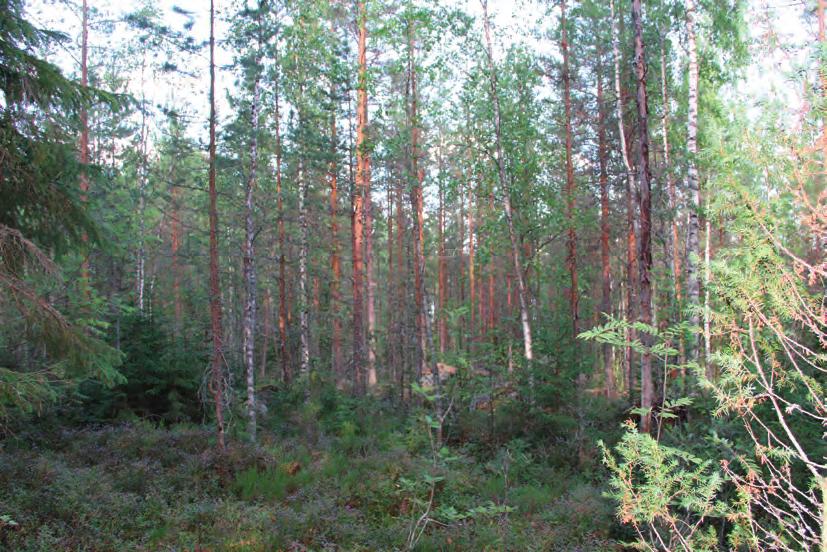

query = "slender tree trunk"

[660,39,686,376]
[597,46,615,399]
[685,0,702,365]
[408,19,427,384]
[821,0,827,169]
[243,37,261,442]
[438,141,448,354]
[207,0,226,452]
[481,0,533,366]
[298,117,310,380]
[632,0,654,434]
[261,287,272,378]
[561,0,578,342]
[273,40,289,385]
[365,177,378,388]
[611,0,637,400]
[458,190,466,353]
[136,58,148,314]
[703,199,712,372]
[352,0,368,394]
[386,166,396,380]
[468,180,476,347]
[395,163,406,398]
[328,33,344,385]
[487,203,495,337]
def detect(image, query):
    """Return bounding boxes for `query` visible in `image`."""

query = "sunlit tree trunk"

[685,0,702,365]
[632,0,654,434]
[351,0,368,394]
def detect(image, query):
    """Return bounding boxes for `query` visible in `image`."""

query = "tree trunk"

[243,36,261,442]
[365,179,378,388]
[481,0,533,367]
[685,0,702,365]
[208,0,226,452]
[273,40,289,385]
[351,0,368,394]
[632,0,654,434]
[468,179,476,347]
[408,19,427,384]
[611,0,637,400]
[136,58,148,314]
[298,124,310,380]
[561,0,579,342]
[438,141,448,354]
[597,45,615,399]
[328,30,344,385]
[660,38,686,375]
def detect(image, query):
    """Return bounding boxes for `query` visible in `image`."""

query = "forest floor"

[0,397,623,551]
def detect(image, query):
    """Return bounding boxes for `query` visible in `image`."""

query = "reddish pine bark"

[351,0,368,394]
[561,0,579,341]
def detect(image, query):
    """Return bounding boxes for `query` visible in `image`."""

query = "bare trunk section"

[298,127,310,380]
[365,178,378,389]
[207,0,226,452]
[685,0,702,365]
[408,19,427,384]
[272,40,289,385]
[438,141,447,354]
[351,0,368,394]
[597,46,615,399]
[632,0,654,434]
[611,0,637,400]
[136,58,148,314]
[561,0,579,342]
[243,33,261,442]
[481,0,533,366]
[328,19,344,384]
[660,39,686,374]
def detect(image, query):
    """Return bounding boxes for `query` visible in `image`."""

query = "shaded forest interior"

[0,0,825,550]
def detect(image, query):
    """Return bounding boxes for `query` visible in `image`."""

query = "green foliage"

[75,314,203,424]
[600,421,726,550]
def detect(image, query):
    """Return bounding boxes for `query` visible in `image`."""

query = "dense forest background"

[0,0,825,549]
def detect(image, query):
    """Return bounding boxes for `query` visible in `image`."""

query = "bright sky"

[27,0,814,147]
